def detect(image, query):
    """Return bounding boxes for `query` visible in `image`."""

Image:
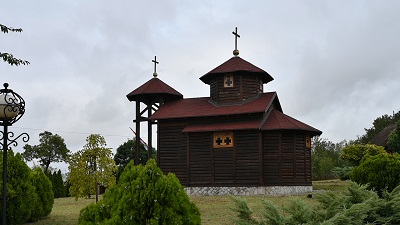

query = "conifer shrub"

[232,182,400,225]
[0,150,35,224]
[351,152,400,196]
[29,167,54,222]
[79,159,201,225]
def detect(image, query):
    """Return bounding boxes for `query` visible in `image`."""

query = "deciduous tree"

[68,134,116,203]
[0,23,29,66]
[340,144,386,166]
[23,131,70,174]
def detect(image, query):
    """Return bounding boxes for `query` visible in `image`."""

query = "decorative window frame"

[213,131,234,148]
[223,74,234,88]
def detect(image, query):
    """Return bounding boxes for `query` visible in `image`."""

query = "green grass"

[313,179,350,192]
[27,180,349,225]
[28,197,98,225]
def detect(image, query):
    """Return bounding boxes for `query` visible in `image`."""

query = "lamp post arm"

[6,131,29,147]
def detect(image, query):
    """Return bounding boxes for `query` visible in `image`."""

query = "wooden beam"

[147,103,153,159]
[135,101,141,165]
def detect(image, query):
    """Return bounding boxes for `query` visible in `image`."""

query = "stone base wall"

[185,186,312,196]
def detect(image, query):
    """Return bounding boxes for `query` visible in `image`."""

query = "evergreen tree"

[29,168,54,222]
[114,138,156,181]
[79,159,201,225]
[351,152,400,196]
[0,150,35,224]
[388,120,400,153]
[51,170,66,198]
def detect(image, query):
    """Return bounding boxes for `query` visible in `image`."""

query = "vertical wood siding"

[209,73,262,104]
[263,130,311,186]
[235,130,259,185]
[158,121,188,184]
[188,132,213,185]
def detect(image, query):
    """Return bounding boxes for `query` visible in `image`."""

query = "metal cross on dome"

[232,27,240,56]
[152,56,159,77]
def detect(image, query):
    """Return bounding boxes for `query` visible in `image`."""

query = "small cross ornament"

[152,56,159,77]
[232,27,240,56]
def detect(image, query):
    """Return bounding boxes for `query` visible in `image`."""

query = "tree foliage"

[351,152,400,196]
[68,134,116,202]
[47,169,67,198]
[114,138,156,181]
[29,168,54,222]
[311,137,348,180]
[232,182,400,225]
[357,110,400,144]
[23,131,70,174]
[340,144,386,166]
[79,159,201,225]
[0,150,35,224]
[387,120,400,153]
[0,23,30,66]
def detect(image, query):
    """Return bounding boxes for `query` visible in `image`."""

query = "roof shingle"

[200,56,274,84]
[150,92,278,120]
[262,109,322,134]
[126,77,183,103]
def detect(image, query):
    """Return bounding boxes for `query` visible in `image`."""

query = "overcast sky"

[2,1,400,170]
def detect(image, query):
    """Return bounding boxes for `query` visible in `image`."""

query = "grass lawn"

[27,180,349,225]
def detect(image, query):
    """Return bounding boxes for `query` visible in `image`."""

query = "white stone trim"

[185,186,312,196]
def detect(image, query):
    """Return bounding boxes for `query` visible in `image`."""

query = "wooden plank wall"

[158,122,188,185]
[209,73,260,104]
[241,75,261,100]
[263,131,280,185]
[263,131,311,186]
[188,132,212,185]
[235,130,259,185]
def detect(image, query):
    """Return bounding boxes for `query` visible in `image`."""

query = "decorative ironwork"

[0,83,26,126]
[0,131,30,149]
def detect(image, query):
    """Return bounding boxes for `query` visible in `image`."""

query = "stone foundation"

[185,186,312,196]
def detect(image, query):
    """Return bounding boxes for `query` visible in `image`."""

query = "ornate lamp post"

[0,83,29,225]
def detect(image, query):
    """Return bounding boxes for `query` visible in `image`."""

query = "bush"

[29,167,54,222]
[0,150,35,224]
[232,182,400,224]
[79,159,201,225]
[351,152,400,196]
[340,144,386,166]
[332,166,354,180]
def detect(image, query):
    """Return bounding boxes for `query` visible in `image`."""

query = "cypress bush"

[79,159,201,225]
[0,150,35,224]
[29,167,54,222]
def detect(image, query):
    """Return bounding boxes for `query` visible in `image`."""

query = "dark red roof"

[182,108,321,134]
[183,119,262,133]
[200,56,274,84]
[262,109,322,135]
[150,92,279,120]
[126,77,183,103]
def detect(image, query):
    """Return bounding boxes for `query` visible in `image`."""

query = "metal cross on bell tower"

[232,27,240,56]
[152,56,159,78]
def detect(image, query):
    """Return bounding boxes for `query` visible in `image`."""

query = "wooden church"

[127,28,322,195]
